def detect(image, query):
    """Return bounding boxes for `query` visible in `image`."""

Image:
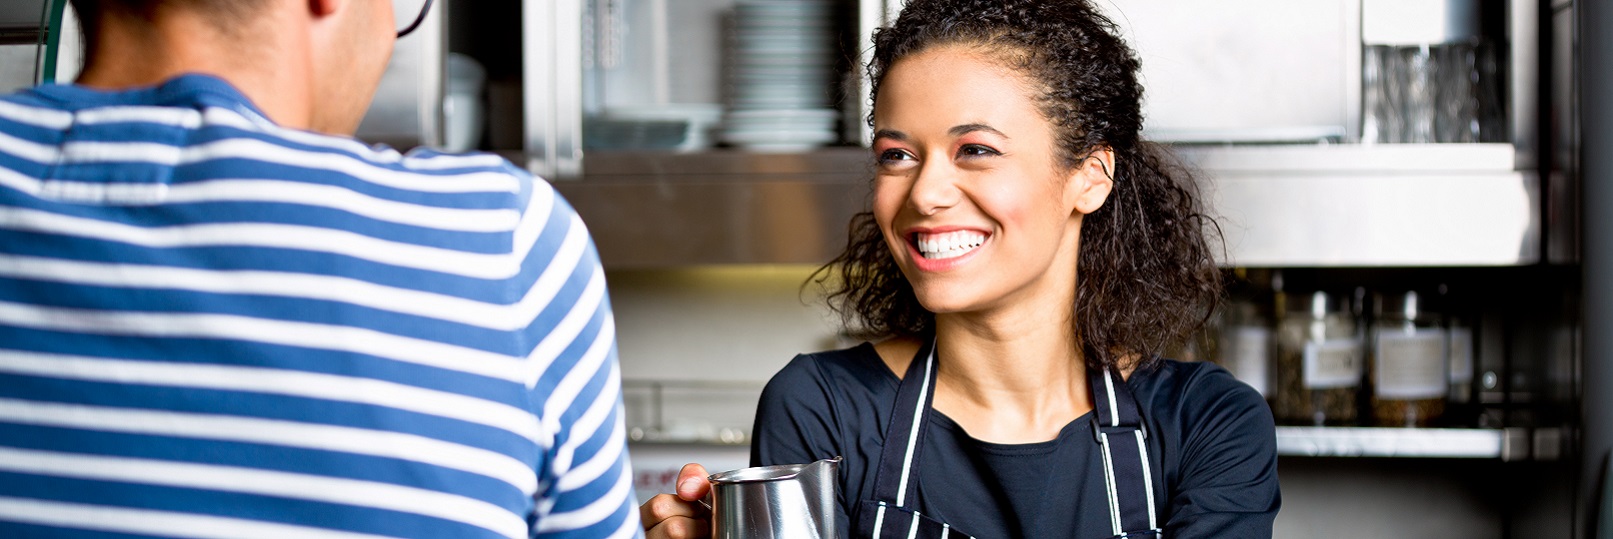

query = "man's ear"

[1067,147,1115,215]
[308,0,339,17]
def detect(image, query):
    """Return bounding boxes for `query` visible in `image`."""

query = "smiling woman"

[639,1,1279,538]
[867,45,1117,320]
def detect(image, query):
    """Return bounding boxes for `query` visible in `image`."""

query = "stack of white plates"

[721,0,841,152]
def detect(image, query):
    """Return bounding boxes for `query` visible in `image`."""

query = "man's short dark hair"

[68,0,266,52]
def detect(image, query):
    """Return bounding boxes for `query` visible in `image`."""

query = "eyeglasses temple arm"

[396,0,435,39]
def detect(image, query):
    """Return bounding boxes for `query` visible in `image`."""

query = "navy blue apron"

[853,340,1165,539]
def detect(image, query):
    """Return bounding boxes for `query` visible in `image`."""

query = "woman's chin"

[913,292,987,316]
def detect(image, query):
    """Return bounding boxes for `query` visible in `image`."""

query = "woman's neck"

[929,306,1093,444]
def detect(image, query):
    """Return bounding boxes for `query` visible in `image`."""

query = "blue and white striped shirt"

[0,74,642,539]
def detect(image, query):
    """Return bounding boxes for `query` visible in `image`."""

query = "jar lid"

[1376,290,1425,320]
[1290,290,1343,319]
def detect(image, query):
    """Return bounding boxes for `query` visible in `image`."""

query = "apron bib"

[853,340,1165,539]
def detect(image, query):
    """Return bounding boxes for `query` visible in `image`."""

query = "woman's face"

[871,45,1113,316]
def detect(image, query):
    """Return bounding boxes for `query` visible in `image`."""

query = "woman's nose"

[908,159,962,216]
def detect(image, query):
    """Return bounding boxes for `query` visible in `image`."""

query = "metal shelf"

[1275,426,1533,460]
[1179,144,1537,267]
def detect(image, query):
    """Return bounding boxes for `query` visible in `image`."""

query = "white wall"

[608,266,844,385]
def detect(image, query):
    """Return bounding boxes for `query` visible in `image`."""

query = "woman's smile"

[913,230,987,260]
[905,227,993,271]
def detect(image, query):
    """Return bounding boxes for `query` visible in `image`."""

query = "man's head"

[68,0,400,135]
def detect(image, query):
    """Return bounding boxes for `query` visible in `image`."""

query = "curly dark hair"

[813,0,1224,372]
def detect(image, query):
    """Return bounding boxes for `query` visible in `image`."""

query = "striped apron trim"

[853,340,1165,539]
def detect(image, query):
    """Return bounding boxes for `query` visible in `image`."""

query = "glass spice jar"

[1218,300,1272,399]
[1371,291,1447,427]
[1274,291,1363,426]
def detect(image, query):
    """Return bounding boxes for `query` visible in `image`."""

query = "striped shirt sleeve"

[516,181,643,539]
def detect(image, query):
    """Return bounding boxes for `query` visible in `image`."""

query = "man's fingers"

[646,515,712,539]
[640,493,697,526]
[676,463,712,501]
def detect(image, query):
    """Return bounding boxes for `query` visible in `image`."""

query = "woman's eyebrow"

[874,124,1008,142]
[949,123,1009,139]
[873,129,909,142]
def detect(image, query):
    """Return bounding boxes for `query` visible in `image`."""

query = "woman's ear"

[1067,147,1115,215]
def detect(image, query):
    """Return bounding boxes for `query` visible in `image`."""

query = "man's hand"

[641,463,712,539]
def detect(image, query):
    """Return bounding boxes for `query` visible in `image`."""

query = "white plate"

[729,94,833,107]
[725,129,838,141]
[727,108,839,120]
[732,87,832,98]
[730,36,837,49]
[735,2,836,15]
[732,45,836,56]
[730,55,838,67]
[725,122,839,133]
[721,129,838,147]
[729,80,831,91]
[724,111,841,129]
[729,69,836,80]
[724,116,839,126]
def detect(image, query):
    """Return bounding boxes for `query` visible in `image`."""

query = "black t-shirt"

[750,343,1280,539]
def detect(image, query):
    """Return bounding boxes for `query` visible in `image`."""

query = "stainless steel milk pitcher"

[707,456,842,539]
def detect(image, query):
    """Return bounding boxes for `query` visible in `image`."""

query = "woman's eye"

[958,144,1001,158]
[878,149,914,164]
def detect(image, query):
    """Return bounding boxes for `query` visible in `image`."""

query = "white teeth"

[914,231,987,260]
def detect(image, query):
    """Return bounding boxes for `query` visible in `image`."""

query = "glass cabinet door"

[525,0,889,179]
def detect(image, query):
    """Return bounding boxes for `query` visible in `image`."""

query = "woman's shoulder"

[1132,360,1275,439]
[1134,359,1259,400]
[761,342,904,408]
[752,342,907,467]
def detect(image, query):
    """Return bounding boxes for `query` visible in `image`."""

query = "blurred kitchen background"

[5,0,1607,537]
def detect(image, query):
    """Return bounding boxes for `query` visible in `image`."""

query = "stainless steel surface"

[1511,0,1542,171]
[708,457,840,539]
[1583,0,1610,534]
[1362,0,1482,45]
[0,45,37,92]
[1547,1,1578,264]
[557,146,1540,268]
[1196,148,1539,267]
[1209,171,1535,266]
[0,0,45,31]
[1095,0,1361,143]
[851,0,898,146]
[355,0,445,149]
[1274,426,1519,458]
[524,0,584,179]
[1173,143,1516,172]
[554,150,868,268]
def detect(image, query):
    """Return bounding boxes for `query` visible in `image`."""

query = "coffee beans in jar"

[1274,291,1364,426]
[1371,291,1446,427]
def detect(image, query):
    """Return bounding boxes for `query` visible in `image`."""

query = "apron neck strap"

[865,343,1165,539]
[1087,364,1164,538]
[1088,364,1145,430]
[869,338,938,510]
